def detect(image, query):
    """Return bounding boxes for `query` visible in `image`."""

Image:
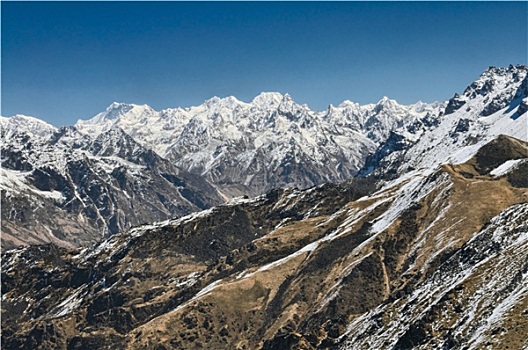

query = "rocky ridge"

[361,65,528,180]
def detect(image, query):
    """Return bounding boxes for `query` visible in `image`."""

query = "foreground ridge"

[2,135,527,349]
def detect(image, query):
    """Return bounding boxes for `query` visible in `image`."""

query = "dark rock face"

[452,118,471,134]
[358,131,409,179]
[444,93,466,115]
[507,161,528,187]
[473,134,528,174]
[518,97,528,116]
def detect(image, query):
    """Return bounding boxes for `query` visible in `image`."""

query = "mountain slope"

[1,122,223,249]
[2,135,527,349]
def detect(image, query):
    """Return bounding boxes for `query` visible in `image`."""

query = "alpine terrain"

[1,120,224,249]
[2,65,528,349]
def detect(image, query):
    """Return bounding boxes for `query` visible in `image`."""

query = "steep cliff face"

[2,135,527,349]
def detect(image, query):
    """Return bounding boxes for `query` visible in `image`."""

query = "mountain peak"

[104,101,135,116]
[1,114,57,140]
[476,64,528,86]
[204,95,245,109]
[81,102,134,124]
[484,64,527,76]
[444,64,528,116]
[79,102,156,125]
[251,92,284,107]
[6,114,54,126]
[377,96,397,105]
[334,100,361,110]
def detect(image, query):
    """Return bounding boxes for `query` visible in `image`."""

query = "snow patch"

[489,159,526,177]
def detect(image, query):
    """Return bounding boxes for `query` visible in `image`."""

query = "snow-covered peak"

[371,96,403,112]
[277,93,305,115]
[483,64,527,77]
[88,102,134,123]
[1,114,57,141]
[4,65,525,203]
[251,92,284,107]
[74,102,160,143]
[393,67,528,174]
[203,95,248,110]
[107,101,134,113]
[408,100,427,112]
[337,100,360,109]
[377,96,395,104]
[1,114,56,129]
[81,102,156,125]
[445,65,528,116]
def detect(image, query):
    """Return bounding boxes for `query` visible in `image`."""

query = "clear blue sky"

[2,1,527,126]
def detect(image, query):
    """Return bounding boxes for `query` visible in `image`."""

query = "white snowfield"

[490,159,526,177]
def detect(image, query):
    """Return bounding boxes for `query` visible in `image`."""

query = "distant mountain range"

[74,92,442,196]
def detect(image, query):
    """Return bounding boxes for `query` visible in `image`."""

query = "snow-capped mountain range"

[1,65,527,250]
[75,92,443,196]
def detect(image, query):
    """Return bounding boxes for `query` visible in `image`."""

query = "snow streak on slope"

[340,203,528,350]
